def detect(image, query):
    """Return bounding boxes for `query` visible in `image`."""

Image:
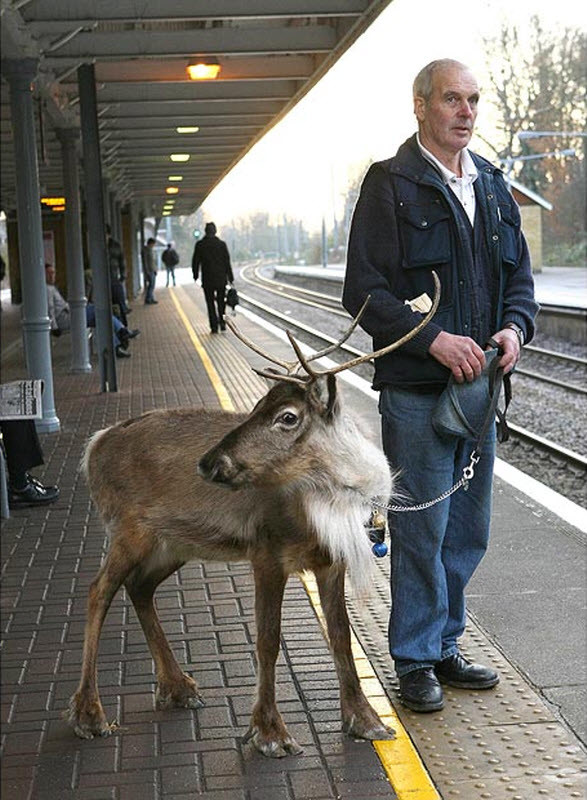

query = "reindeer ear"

[308,374,339,419]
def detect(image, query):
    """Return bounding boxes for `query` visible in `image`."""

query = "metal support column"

[1,57,60,432]
[129,203,140,299]
[57,128,91,373]
[77,62,117,392]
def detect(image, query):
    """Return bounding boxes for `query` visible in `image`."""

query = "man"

[106,224,130,325]
[191,222,234,333]
[45,264,139,359]
[162,242,179,287]
[343,59,538,713]
[142,237,158,304]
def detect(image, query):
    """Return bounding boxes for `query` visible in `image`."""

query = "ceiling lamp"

[176,126,199,134]
[165,186,179,195]
[187,57,221,81]
[170,153,190,162]
[168,175,183,181]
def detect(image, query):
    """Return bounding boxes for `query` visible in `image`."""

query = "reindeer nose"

[198,452,235,485]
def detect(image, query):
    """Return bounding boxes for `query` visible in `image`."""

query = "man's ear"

[414,95,426,123]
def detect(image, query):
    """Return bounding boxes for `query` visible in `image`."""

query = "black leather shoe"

[116,346,131,358]
[435,653,499,689]
[9,476,59,508]
[399,668,444,712]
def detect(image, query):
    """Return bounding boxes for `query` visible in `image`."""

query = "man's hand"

[428,331,486,383]
[489,328,520,374]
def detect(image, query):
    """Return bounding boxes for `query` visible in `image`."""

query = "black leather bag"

[431,344,510,444]
[225,286,239,310]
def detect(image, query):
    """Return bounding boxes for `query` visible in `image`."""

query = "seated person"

[1,419,59,508]
[45,264,139,358]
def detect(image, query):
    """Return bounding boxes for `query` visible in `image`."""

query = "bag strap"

[479,338,510,448]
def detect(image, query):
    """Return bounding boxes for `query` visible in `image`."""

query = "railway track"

[237,264,587,487]
[241,263,587,394]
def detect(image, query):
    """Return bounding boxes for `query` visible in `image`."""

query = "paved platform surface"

[1,278,586,800]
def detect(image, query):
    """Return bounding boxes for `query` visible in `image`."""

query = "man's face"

[414,65,479,159]
[45,267,56,285]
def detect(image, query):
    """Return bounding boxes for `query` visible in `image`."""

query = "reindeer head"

[198,272,440,493]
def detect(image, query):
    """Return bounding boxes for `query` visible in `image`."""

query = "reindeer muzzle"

[198,451,241,487]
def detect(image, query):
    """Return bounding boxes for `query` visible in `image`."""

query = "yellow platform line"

[299,572,441,800]
[169,288,235,412]
[171,287,438,799]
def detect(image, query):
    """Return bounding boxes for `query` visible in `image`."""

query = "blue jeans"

[379,386,496,677]
[144,271,156,303]
[85,304,123,348]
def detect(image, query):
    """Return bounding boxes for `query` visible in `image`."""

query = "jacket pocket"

[397,202,451,268]
[498,204,518,267]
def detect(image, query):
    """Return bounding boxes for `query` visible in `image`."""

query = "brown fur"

[66,378,395,756]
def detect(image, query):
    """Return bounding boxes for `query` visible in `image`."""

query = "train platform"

[1,274,586,800]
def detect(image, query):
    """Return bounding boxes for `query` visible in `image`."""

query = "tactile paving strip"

[346,557,587,799]
[191,293,587,798]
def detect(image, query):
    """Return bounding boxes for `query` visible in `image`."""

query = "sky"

[202,0,584,232]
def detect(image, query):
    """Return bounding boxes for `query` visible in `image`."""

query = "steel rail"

[242,266,587,393]
[238,289,587,473]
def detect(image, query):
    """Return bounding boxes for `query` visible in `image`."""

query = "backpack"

[164,248,179,267]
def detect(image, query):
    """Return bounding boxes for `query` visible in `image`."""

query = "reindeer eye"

[276,411,299,427]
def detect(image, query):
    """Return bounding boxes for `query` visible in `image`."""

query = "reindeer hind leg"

[124,557,204,711]
[67,536,142,739]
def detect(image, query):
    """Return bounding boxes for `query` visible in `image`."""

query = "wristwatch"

[505,323,524,347]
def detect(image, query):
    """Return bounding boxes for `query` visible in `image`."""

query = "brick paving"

[1,283,397,800]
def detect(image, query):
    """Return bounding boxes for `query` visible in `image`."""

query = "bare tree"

[481,17,586,263]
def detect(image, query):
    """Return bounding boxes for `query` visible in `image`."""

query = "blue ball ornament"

[372,541,388,558]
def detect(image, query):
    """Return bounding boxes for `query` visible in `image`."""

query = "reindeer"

[66,275,439,757]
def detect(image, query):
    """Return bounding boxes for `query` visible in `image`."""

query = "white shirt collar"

[417,134,478,185]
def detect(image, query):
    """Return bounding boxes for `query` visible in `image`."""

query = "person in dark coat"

[343,59,538,714]
[191,222,234,333]
[162,243,179,287]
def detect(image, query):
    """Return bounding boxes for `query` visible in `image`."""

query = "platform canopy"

[0,0,391,217]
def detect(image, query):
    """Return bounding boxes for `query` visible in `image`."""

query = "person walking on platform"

[106,224,131,326]
[142,237,158,304]
[343,59,538,713]
[162,242,179,287]
[191,222,234,334]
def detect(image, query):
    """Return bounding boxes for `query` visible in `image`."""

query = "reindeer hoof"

[66,694,118,739]
[242,726,303,758]
[343,713,396,741]
[155,673,204,710]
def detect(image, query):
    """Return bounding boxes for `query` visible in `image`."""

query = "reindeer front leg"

[244,555,302,757]
[314,563,395,741]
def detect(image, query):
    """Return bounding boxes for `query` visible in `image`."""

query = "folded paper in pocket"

[405,293,433,313]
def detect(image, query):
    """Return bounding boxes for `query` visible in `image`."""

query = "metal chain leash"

[373,451,481,513]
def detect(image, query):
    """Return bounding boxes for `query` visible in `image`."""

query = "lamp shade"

[187,57,221,80]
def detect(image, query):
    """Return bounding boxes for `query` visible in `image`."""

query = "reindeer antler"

[227,272,440,383]
[322,270,441,375]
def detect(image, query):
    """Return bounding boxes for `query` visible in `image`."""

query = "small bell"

[366,508,389,558]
